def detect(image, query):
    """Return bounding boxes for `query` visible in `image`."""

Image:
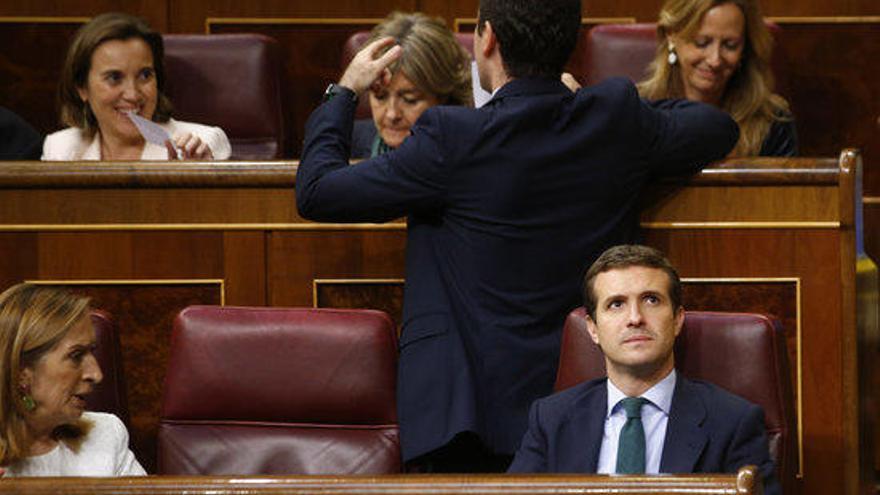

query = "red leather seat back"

[555,308,797,493]
[158,306,400,475]
[86,310,129,425]
[163,34,285,159]
[341,31,474,119]
[583,23,658,86]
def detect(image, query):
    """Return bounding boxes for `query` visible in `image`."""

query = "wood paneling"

[0,3,165,28]
[0,157,872,492]
[421,0,657,22]
[222,231,268,306]
[315,279,405,328]
[0,19,85,135]
[421,0,880,20]
[167,1,413,33]
[267,230,407,307]
[772,20,880,195]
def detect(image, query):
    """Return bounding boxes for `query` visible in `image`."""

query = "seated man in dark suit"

[297,0,739,473]
[508,244,779,495]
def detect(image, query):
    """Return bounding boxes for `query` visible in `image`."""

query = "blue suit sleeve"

[507,400,549,473]
[724,404,780,495]
[296,97,447,223]
[639,96,740,176]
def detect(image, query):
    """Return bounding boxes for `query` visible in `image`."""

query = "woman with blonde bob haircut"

[0,284,144,476]
[352,11,472,158]
[638,0,797,157]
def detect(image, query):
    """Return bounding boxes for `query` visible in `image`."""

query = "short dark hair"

[59,12,173,136]
[583,244,682,320]
[477,0,581,78]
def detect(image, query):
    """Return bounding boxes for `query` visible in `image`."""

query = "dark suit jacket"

[351,118,377,159]
[0,107,42,160]
[297,77,738,462]
[508,376,780,495]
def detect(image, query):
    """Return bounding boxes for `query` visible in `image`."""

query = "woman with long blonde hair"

[638,0,796,157]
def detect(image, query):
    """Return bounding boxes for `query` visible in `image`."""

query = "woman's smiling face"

[77,37,158,143]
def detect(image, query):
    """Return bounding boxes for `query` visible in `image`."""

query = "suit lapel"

[660,377,708,472]
[561,381,607,473]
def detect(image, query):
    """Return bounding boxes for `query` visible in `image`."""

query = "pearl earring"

[667,42,678,65]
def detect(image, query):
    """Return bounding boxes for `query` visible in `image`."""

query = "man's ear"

[673,306,685,337]
[480,20,497,58]
[585,314,601,345]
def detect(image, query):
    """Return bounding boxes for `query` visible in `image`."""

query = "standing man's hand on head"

[339,37,403,95]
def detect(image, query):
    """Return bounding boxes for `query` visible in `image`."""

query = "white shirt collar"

[606,369,677,418]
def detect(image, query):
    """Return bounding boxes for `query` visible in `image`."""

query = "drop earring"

[667,42,678,65]
[21,394,36,411]
[19,383,35,411]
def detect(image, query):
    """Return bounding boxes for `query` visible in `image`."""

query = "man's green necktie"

[616,397,649,474]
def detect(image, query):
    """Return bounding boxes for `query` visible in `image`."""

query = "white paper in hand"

[126,111,182,158]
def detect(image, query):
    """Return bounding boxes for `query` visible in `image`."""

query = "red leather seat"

[555,308,797,494]
[581,23,657,86]
[86,310,129,425]
[163,34,285,159]
[157,306,400,475]
[340,31,475,118]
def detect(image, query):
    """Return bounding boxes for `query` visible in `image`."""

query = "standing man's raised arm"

[296,37,448,223]
[640,95,740,176]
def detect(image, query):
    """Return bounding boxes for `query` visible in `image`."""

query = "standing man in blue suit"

[508,245,779,495]
[296,0,739,472]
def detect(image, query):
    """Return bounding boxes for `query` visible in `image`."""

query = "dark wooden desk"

[0,154,874,495]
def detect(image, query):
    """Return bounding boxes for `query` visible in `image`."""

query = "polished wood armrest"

[0,467,761,495]
[0,154,851,189]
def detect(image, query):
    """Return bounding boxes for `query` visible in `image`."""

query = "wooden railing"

[0,468,762,495]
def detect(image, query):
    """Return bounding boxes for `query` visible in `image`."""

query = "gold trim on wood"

[206,17,384,34]
[311,278,405,308]
[641,221,840,229]
[3,221,839,232]
[0,223,407,232]
[683,277,803,478]
[863,196,880,205]
[768,16,880,24]
[25,278,226,306]
[453,17,636,32]
[0,16,90,23]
